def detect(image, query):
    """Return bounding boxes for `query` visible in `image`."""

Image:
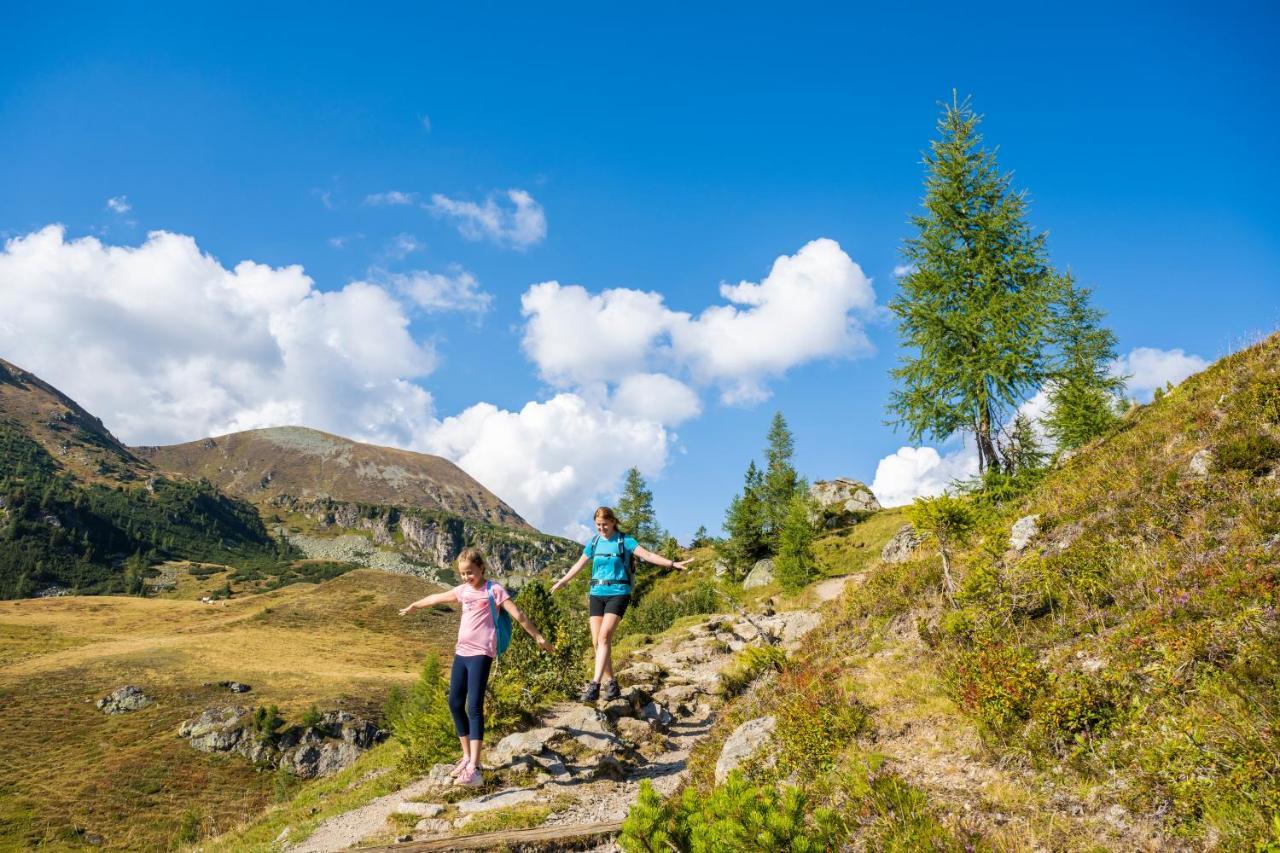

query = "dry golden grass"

[0,569,456,851]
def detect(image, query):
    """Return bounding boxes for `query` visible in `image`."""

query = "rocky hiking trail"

[286,597,832,852]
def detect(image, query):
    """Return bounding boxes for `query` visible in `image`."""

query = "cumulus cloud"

[611,373,701,426]
[105,196,131,214]
[1114,346,1208,400]
[870,444,980,508]
[377,266,492,315]
[384,233,424,260]
[0,225,436,448]
[423,394,670,539]
[521,238,876,405]
[428,188,547,249]
[365,191,419,206]
[892,263,915,278]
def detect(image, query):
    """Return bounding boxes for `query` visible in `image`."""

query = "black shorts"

[588,594,631,618]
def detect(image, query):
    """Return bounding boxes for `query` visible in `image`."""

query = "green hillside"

[642,333,1280,850]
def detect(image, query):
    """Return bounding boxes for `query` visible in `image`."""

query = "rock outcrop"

[177,706,386,779]
[810,478,882,527]
[881,524,924,564]
[1009,514,1041,552]
[715,716,777,783]
[97,685,153,714]
[743,557,775,589]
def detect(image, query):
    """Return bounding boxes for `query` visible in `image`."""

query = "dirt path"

[286,599,833,851]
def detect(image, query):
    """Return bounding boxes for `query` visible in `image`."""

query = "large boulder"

[810,479,881,525]
[743,558,775,589]
[490,728,553,767]
[881,525,924,564]
[715,716,776,784]
[179,705,253,752]
[97,685,153,715]
[554,706,620,753]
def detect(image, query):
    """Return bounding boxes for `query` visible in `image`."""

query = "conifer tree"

[721,461,768,573]
[774,493,818,592]
[1044,273,1126,451]
[890,96,1057,475]
[615,467,661,549]
[762,411,801,542]
[1000,412,1046,474]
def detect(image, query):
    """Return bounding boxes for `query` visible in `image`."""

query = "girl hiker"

[399,547,553,786]
[550,506,692,702]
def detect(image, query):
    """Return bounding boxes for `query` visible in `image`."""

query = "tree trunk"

[976,402,999,475]
[939,545,957,605]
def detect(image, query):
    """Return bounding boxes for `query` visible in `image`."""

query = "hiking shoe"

[579,681,600,702]
[601,679,621,701]
[450,756,470,778]
[455,765,482,786]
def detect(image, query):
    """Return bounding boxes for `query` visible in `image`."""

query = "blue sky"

[2,3,1277,540]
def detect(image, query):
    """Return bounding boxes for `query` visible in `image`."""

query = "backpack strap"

[484,580,499,627]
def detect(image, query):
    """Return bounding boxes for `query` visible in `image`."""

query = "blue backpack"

[485,581,513,657]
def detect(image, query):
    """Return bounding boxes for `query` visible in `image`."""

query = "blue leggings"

[448,654,493,740]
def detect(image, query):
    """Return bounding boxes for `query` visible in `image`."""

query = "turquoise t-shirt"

[585,533,639,597]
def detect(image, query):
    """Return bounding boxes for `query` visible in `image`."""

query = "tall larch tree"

[889,95,1057,475]
[762,411,802,543]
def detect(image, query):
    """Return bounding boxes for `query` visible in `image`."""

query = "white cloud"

[520,238,876,404]
[611,373,701,426]
[420,114,432,133]
[365,191,419,207]
[870,444,980,508]
[105,196,131,214]
[378,266,492,315]
[0,225,436,448]
[892,263,915,278]
[423,394,670,539]
[1114,347,1208,400]
[428,188,547,249]
[385,233,424,260]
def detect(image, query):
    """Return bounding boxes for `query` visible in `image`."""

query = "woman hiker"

[550,506,692,702]
[399,547,554,786]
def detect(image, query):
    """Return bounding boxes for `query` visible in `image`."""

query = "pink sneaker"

[450,756,470,778]
[455,765,483,786]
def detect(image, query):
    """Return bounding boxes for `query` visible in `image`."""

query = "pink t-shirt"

[452,581,510,658]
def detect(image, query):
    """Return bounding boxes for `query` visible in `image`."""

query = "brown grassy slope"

[136,426,532,530]
[0,569,456,851]
[0,357,152,485]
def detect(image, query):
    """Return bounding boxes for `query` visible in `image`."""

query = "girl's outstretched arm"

[632,545,693,571]
[398,588,459,616]
[549,554,590,594]
[502,599,554,651]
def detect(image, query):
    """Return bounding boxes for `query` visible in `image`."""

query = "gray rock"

[639,701,674,731]
[1010,515,1041,552]
[808,473,880,514]
[713,559,731,578]
[490,728,552,766]
[1188,449,1213,478]
[554,706,619,753]
[456,787,540,814]
[615,717,654,743]
[414,818,451,834]
[218,680,252,693]
[584,753,628,781]
[881,525,923,564]
[280,740,364,779]
[743,558,775,589]
[97,685,153,714]
[395,802,444,818]
[178,706,253,752]
[715,716,776,784]
[616,662,662,690]
[600,698,633,723]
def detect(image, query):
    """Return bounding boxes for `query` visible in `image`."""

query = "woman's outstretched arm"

[550,554,591,593]
[632,545,692,571]
[398,588,459,616]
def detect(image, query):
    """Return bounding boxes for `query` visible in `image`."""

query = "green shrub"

[625,582,723,637]
[1217,434,1280,477]
[945,641,1047,734]
[719,645,786,698]
[253,705,283,738]
[383,657,457,772]
[301,704,322,727]
[620,773,843,853]
[773,667,869,778]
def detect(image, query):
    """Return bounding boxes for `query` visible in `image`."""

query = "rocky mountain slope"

[135,426,530,531]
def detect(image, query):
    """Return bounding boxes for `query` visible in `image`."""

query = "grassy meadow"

[0,569,454,851]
